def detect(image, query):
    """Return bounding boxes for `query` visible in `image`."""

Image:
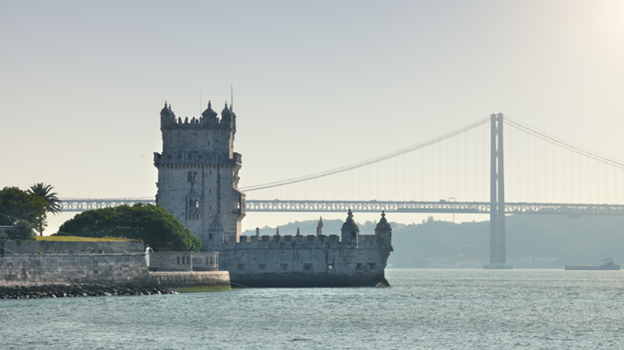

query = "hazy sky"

[2,0,624,233]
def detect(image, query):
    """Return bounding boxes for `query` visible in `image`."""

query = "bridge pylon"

[485,113,512,269]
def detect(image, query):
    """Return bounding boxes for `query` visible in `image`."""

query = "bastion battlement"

[225,234,389,248]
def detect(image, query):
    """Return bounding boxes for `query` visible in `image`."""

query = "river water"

[1,269,623,349]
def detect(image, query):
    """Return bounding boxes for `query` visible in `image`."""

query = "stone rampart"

[0,254,150,285]
[3,240,145,255]
[149,271,230,287]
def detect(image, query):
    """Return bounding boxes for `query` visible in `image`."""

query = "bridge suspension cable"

[504,115,624,169]
[241,116,490,192]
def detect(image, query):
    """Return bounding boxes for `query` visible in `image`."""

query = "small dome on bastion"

[202,101,217,117]
[375,211,391,231]
[341,209,359,232]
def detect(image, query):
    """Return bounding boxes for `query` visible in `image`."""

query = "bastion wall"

[0,241,231,289]
[216,233,393,287]
[4,240,145,255]
[0,254,150,285]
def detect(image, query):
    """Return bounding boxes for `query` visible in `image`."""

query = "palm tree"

[27,183,62,235]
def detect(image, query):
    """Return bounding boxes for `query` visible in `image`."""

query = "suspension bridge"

[59,113,624,267]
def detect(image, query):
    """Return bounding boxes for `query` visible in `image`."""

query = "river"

[1,268,623,349]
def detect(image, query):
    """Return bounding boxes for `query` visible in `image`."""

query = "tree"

[57,203,201,252]
[5,220,36,241]
[0,187,46,226]
[27,183,62,236]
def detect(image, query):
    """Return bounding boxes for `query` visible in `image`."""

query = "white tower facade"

[153,101,245,248]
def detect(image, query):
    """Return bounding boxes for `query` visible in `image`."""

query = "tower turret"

[201,101,218,124]
[374,211,392,246]
[160,102,175,127]
[341,210,359,246]
[221,102,233,128]
[202,218,224,249]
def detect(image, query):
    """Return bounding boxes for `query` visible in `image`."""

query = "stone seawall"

[4,240,145,255]
[0,254,149,285]
[149,271,230,288]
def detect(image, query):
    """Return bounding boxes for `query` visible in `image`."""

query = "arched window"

[188,172,193,182]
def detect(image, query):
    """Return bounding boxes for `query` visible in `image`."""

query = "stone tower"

[153,101,245,247]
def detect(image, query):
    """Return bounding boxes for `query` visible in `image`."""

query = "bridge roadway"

[60,199,624,216]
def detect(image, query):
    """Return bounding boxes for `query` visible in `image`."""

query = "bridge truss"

[60,199,624,216]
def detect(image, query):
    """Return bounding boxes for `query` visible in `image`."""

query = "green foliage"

[6,220,36,241]
[27,183,61,236]
[0,187,46,226]
[27,183,62,214]
[58,203,201,252]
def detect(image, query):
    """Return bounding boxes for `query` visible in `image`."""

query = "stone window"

[210,257,214,265]
[304,263,313,271]
[258,264,266,270]
[177,257,180,264]
[238,264,245,270]
[351,232,356,238]
[188,152,192,159]
[208,233,213,239]
[280,264,288,271]
[369,263,376,270]
[177,153,182,159]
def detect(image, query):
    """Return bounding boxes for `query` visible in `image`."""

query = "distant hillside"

[243,215,624,268]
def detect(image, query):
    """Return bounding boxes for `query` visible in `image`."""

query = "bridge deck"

[59,199,624,216]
